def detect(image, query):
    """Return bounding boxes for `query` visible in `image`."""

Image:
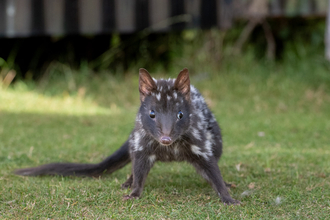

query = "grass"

[1,54,330,219]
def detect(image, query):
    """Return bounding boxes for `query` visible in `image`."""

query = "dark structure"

[0,0,233,38]
[0,0,328,38]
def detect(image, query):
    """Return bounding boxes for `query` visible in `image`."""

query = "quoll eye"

[149,110,155,119]
[177,110,183,120]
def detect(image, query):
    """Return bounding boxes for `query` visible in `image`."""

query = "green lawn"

[0,58,330,219]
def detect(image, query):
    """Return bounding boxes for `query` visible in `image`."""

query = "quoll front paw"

[122,195,139,201]
[222,197,241,205]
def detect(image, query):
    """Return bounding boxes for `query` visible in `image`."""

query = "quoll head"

[139,68,191,146]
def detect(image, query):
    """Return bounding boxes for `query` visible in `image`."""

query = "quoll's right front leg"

[123,154,154,200]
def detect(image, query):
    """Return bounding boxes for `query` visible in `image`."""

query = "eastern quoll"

[15,68,240,205]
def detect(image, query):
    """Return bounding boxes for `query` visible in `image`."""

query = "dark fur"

[15,68,240,205]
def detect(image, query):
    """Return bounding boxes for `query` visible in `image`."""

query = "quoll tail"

[14,141,130,177]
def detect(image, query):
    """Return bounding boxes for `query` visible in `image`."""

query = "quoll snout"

[160,136,172,145]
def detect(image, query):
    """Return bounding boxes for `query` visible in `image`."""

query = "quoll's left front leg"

[192,158,240,205]
[123,154,154,200]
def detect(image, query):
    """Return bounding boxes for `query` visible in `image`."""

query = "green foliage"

[0,18,327,80]
[1,49,330,218]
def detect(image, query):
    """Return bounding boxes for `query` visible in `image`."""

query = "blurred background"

[0,0,329,83]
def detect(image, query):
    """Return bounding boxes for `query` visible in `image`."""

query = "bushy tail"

[14,141,130,177]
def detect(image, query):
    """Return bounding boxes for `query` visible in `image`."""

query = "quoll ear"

[139,68,157,102]
[174,68,190,100]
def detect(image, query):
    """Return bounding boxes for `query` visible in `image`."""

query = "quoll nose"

[160,136,172,145]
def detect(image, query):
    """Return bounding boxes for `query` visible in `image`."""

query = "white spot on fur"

[167,95,171,100]
[176,102,179,106]
[133,131,143,152]
[135,145,144,151]
[168,85,171,90]
[136,113,142,124]
[133,132,139,144]
[140,129,146,137]
[197,112,204,121]
[173,91,177,99]
[152,78,157,83]
[156,93,161,101]
[197,121,203,130]
[206,131,213,141]
[191,145,201,154]
[191,145,209,160]
[190,127,201,140]
[204,140,213,157]
[192,95,205,105]
[159,86,163,92]
[149,155,156,164]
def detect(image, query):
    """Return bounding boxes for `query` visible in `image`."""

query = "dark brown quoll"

[15,68,240,205]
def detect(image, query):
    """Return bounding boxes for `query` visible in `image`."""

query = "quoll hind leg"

[121,174,133,189]
[192,158,240,205]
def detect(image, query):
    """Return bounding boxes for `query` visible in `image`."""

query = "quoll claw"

[223,198,241,205]
[122,195,139,201]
